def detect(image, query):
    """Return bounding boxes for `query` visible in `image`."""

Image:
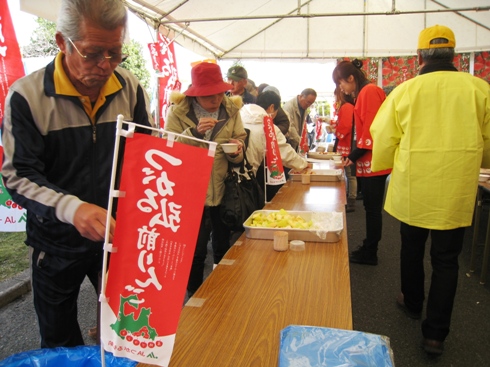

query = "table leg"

[481,211,490,284]
[470,187,482,273]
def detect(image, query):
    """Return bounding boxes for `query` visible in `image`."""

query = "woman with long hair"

[332,59,391,265]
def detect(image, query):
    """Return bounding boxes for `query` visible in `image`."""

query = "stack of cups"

[301,173,311,185]
[273,231,289,251]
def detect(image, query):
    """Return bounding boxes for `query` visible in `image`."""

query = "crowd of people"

[1,0,489,360]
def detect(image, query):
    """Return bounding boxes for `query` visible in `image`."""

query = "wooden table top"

[139,162,352,367]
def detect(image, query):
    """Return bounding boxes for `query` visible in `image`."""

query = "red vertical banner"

[0,0,27,232]
[299,118,310,154]
[101,133,214,366]
[263,115,286,185]
[0,0,24,121]
[148,33,181,129]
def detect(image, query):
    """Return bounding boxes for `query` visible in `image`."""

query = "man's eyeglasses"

[67,37,128,65]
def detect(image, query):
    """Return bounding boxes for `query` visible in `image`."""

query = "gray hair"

[57,0,127,49]
[263,85,281,98]
[301,88,317,98]
[419,38,455,64]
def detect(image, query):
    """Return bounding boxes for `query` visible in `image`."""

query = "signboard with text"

[0,0,27,232]
[101,133,214,366]
[263,115,286,185]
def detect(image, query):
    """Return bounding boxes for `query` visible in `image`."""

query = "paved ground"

[1,199,490,365]
[346,199,490,367]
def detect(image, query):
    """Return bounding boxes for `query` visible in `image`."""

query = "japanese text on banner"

[263,115,286,185]
[101,133,214,366]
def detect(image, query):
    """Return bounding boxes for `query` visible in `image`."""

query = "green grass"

[0,232,29,282]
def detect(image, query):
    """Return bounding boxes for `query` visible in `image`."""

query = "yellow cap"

[417,25,455,49]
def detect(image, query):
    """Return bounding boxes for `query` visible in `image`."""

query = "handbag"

[220,151,265,231]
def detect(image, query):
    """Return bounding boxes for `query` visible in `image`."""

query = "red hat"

[184,62,233,97]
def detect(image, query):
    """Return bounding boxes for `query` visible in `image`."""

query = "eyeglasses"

[67,37,128,65]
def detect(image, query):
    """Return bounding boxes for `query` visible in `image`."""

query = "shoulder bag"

[220,151,265,231]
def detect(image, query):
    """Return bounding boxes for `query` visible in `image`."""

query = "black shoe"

[396,293,422,319]
[346,199,356,213]
[349,246,378,265]
[422,338,444,356]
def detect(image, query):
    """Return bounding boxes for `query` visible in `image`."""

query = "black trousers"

[31,247,102,348]
[400,222,465,342]
[358,174,388,251]
[187,206,231,296]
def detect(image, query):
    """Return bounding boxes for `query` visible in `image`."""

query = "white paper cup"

[274,231,289,251]
[290,240,305,251]
[221,143,238,154]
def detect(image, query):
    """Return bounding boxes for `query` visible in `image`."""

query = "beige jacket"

[282,96,303,150]
[164,92,247,206]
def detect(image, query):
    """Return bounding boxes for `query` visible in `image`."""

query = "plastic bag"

[0,345,137,367]
[279,325,395,367]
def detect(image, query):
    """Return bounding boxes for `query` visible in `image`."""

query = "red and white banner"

[0,0,27,232]
[299,118,310,154]
[148,33,181,129]
[101,133,214,366]
[263,115,286,185]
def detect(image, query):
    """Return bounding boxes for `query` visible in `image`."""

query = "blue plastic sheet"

[0,346,137,367]
[279,325,395,367]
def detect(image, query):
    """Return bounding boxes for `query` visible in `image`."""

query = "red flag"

[299,118,309,154]
[315,117,322,140]
[263,115,286,185]
[0,0,26,232]
[0,0,24,122]
[101,133,214,366]
[148,34,181,129]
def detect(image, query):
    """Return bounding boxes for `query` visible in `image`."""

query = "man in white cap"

[371,25,490,356]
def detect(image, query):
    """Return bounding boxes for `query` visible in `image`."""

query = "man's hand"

[73,203,115,242]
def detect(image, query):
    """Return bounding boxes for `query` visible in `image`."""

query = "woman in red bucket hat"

[164,62,247,297]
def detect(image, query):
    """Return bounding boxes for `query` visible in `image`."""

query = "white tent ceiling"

[21,0,490,60]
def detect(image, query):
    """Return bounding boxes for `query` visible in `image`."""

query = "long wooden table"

[140,162,352,367]
[470,181,490,284]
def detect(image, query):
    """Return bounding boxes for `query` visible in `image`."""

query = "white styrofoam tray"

[243,210,343,243]
[289,168,343,182]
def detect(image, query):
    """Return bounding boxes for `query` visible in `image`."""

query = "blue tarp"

[279,325,395,367]
[0,346,137,367]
